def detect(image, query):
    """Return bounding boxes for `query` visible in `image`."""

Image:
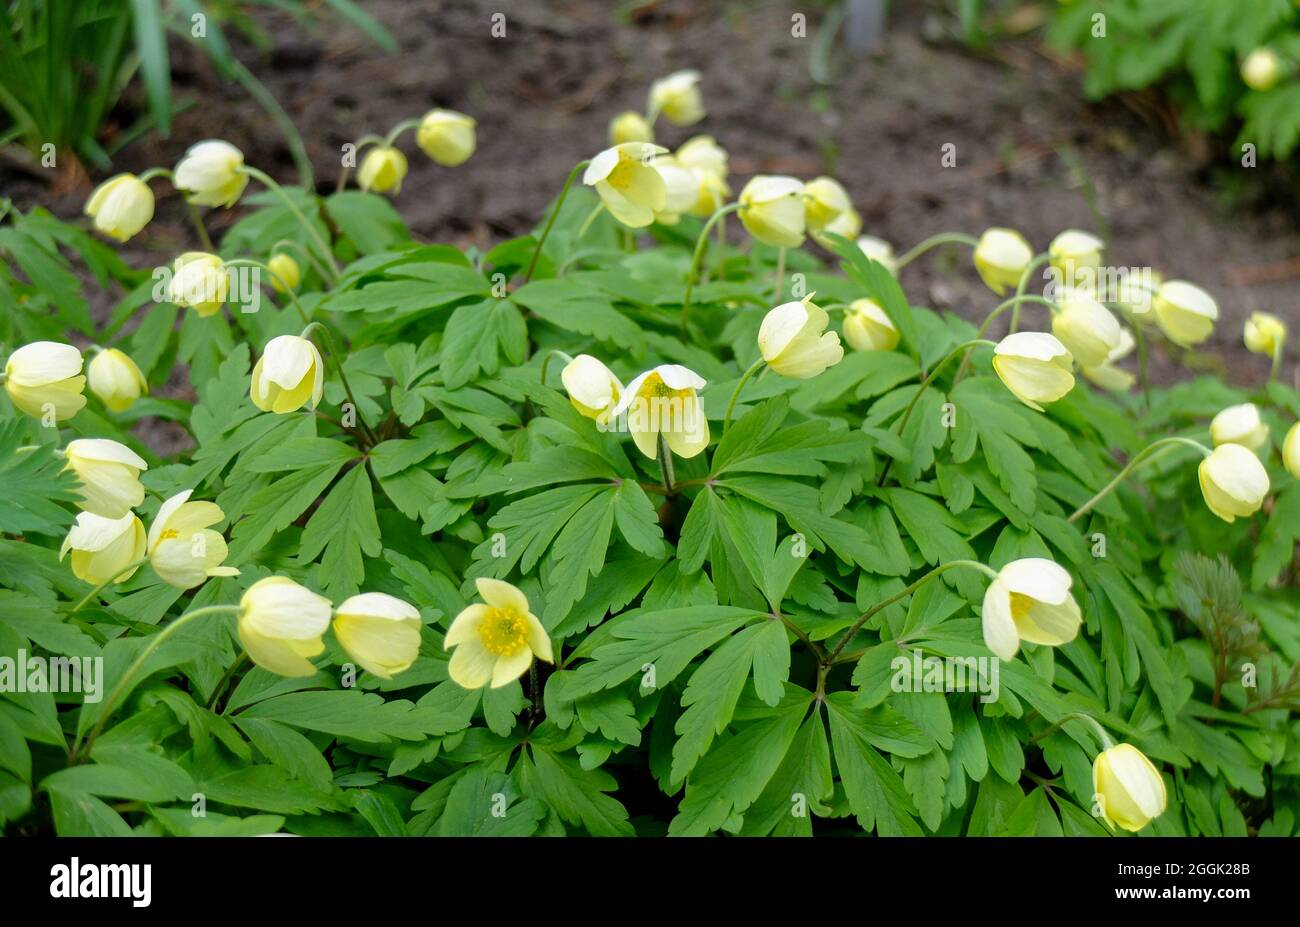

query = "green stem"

[1067,436,1211,524]
[681,202,746,336]
[953,294,1057,385]
[824,560,997,665]
[523,160,591,284]
[894,232,979,271]
[272,238,332,284]
[299,321,377,445]
[1133,319,1152,410]
[1271,342,1285,382]
[772,246,787,304]
[575,203,605,241]
[75,604,243,759]
[657,433,676,493]
[206,652,250,712]
[185,199,214,251]
[1008,253,1051,334]
[70,558,150,612]
[1032,711,1115,751]
[384,118,421,147]
[223,259,309,324]
[539,349,575,387]
[242,166,341,279]
[335,134,386,193]
[723,359,766,432]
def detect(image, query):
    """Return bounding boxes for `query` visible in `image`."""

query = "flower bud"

[1093,743,1167,832]
[1284,421,1300,479]
[856,235,897,275]
[84,174,154,242]
[238,577,332,677]
[168,252,229,317]
[250,335,324,414]
[759,296,843,379]
[1153,280,1218,347]
[1048,229,1103,287]
[675,135,727,178]
[843,298,900,352]
[974,228,1033,295]
[1198,443,1269,523]
[417,108,477,166]
[817,205,861,243]
[802,177,852,234]
[685,168,730,218]
[981,558,1082,661]
[739,175,806,249]
[649,70,704,125]
[358,145,408,195]
[992,332,1075,411]
[60,512,146,586]
[1051,289,1122,368]
[651,155,701,225]
[608,110,654,146]
[147,490,239,589]
[445,578,553,689]
[611,365,709,460]
[1243,311,1287,357]
[267,253,301,294]
[173,140,248,208]
[1210,403,1269,451]
[64,438,147,519]
[87,348,147,412]
[333,593,423,679]
[4,341,86,421]
[1241,48,1282,91]
[583,143,668,228]
[1081,327,1136,392]
[561,354,623,424]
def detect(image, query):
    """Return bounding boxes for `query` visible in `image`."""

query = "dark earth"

[5,0,1298,405]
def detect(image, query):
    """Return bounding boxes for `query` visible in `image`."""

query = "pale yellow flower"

[1051,289,1122,369]
[63,438,147,519]
[974,228,1033,295]
[1094,743,1167,832]
[802,177,852,234]
[609,110,654,146]
[238,577,331,677]
[3,341,86,421]
[651,155,702,225]
[84,173,154,242]
[561,354,623,424]
[168,252,229,318]
[1243,311,1287,357]
[1198,443,1269,523]
[649,70,704,125]
[610,364,709,460]
[856,235,897,274]
[992,332,1075,411]
[358,145,408,194]
[334,592,422,679]
[250,335,324,414]
[1241,48,1282,91]
[417,109,476,166]
[445,578,553,689]
[1210,403,1269,451]
[87,348,147,412]
[60,512,146,586]
[147,490,239,589]
[1081,327,1136,392]
[758,296,843,378]
[267,253,301,294]
[843,298,900,352]
[739,175,806,248]
[675,135,728,178]
[1283,421,1300,479]
[1153,280,1218,347]
[173,140,248,208]
[583,142,669,228]
[981,558,1082,661]
[1048,229,1103,286]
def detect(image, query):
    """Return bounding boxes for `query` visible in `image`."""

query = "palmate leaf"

[295,463,382,600]
[520,742,634,837]
[825,692,924,835]
[0,419,77,535]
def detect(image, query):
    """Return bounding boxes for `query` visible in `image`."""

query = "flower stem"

[223,259,310,324]
[772,246,787,304]
[523,160,591,284]
[539,349,575,387]
[823,559,996,666]
[656,433,676,493]
[242,166,341,279]
[1031,711,1115,751]
[681,202,746,337]
[1008,253,1051,334]
[1067,436,1211,524]
[894,232,979,271]
[70,558,150,612]
[952,294,1057,385]
[75,604,243,759]
[723,358,766,432]
[1271,342,1285,382]
[299,321,377,445]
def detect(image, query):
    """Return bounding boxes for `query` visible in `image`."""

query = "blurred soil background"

[5,0,1298,390]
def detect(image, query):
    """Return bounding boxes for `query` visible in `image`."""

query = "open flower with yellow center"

[1198,443,1269,523]
[758,296,844,379]
[358,145,409,195]
[1051,289,1122,369]
[561,354,623,424]
[843,298,900,352]
[1284,421,1300,479]
[992,332,1075,411]
[267,253,301,293]
[238,577,332,677]
[802,177,852,234]
[676,135,728,179]
[333,593,423,679]
[445,578,553,689]
[147,490,239,589]
[609,110,654,146]
[1153,280,1218,347]
[981,558,1082,661]
[64,438,147,519]
[1243,311,1287,357]
[3,341,86,421]
[87,347,148,412]
[857,235,897,275]
[84,173,154,242]
[1047,229,1103,287]
[250,334,324,414]
[1081,327,1136,392]
[60,512,146,586]
[649,70,704,125]
[1210,403,1269,451]
[973,228,1033,295]
[583,142,669,228]
[739,175,806,249]
[173,140,248,208]
[417,108,476,166]
[168,252,229,317]
[651,155,703,225]
[610,364,709,460]
[1094,743,1167,832]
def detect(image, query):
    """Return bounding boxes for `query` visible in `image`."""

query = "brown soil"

[7,0,1298,392]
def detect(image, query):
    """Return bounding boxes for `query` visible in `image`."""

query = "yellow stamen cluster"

[477,607,529,656]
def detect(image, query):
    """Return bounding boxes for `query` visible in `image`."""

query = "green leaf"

[296,464,382,599]
[825,692,923,835]
[522,743,634,836]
